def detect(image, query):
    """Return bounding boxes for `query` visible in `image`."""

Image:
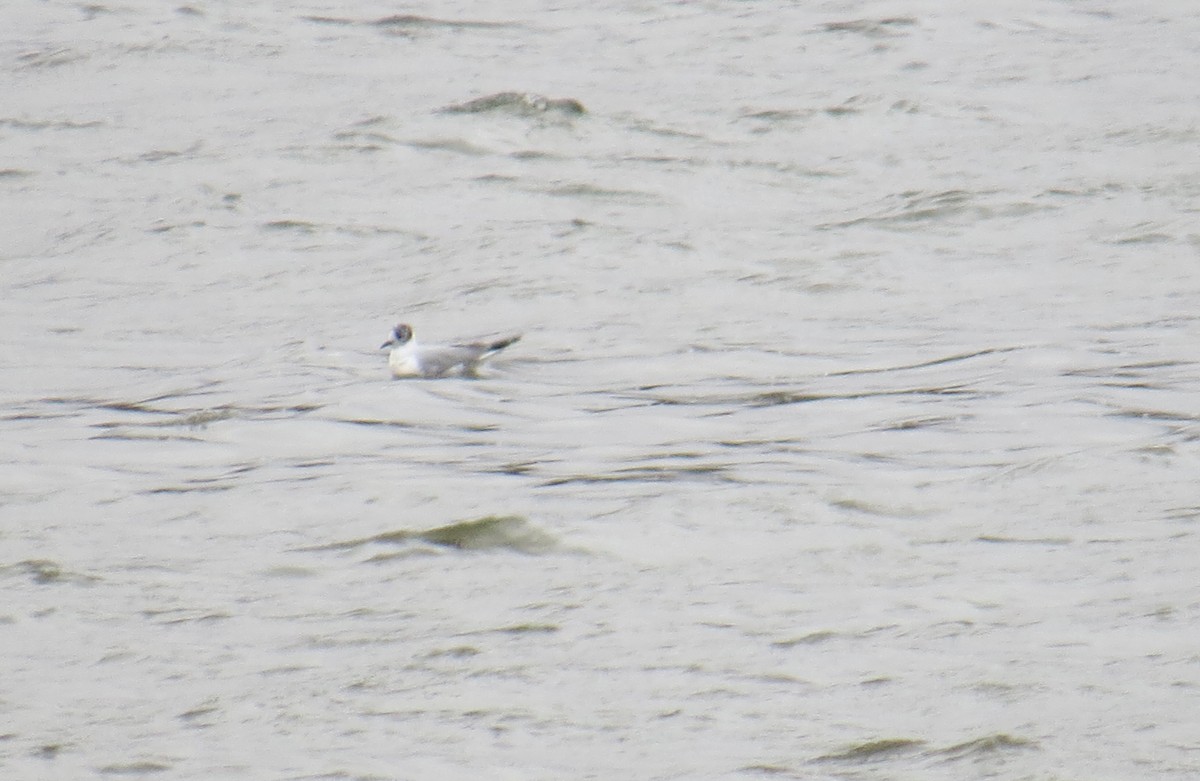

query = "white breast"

[388,344,423,378]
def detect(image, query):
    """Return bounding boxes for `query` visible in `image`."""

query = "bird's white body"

[381,323,520,379]
[386,339,426,378]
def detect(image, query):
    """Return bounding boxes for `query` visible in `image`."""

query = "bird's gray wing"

[417,345,487,378]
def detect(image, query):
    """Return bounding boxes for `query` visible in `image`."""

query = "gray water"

[3,1,1199,779]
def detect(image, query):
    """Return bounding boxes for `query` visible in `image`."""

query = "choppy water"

[3,1,1199,779]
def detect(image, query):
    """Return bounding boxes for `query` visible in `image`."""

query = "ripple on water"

[299,515,562,556]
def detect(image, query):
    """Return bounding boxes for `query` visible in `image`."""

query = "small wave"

[814,738,925,762]
[0,117,102,130]
[370,14,514,31]
[541,463,734,487]
[817,189,1062,232]
[414,515,555,552]
[932,733,1037,759]
[543,182,658,203]
[441,91,586,117]
[819,17,918,38]
[977,534,1072,545]
[627,383,978,411]
[262,219,318,233]
[14,47,90,69]
[304,515,560,555]
[0,559,98,585]
[813,733,1035,768]
[771,630,839,647]
[301,15,516,33]
[97,761,172,775]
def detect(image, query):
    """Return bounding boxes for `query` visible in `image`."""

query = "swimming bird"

[380,323,521,378]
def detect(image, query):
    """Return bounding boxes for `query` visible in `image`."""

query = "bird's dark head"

[381,323,413,349]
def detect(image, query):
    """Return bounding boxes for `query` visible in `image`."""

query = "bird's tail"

[484,334,521,355]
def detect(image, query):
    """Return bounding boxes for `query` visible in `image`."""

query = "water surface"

[3,2,1199,779]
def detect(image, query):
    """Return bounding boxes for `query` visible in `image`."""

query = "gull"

[380,323,521,378]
